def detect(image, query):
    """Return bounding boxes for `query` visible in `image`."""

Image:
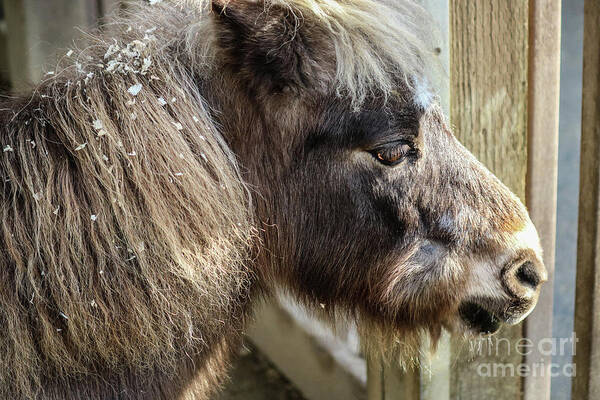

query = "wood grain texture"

[0,18,7,88]
[366,356,384,400]
[98,0,122,17]
[523,1,561,399]
[366,355,421,400]
[248,301,366,400]
[449,1,528,399]
[573,0,600,399]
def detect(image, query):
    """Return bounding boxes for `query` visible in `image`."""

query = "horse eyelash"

[370,141,417,166]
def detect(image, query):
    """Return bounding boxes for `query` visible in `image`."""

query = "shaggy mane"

[0,3,255,397]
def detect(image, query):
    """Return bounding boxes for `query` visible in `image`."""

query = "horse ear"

[210,0,329,94]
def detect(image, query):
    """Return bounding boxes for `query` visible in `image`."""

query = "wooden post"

[449,1,529,398]
[2,0,99,89]
[248,300,366,400]
[523,0,561,399]
[573,0,600,399]
[0,14,8,88]
[99,0,123,17]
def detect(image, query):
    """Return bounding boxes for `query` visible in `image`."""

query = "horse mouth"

[458,301,501,335]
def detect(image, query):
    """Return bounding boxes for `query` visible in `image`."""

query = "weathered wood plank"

[449,1,529,398]
[248,300,366,400]
[573,0,600,399]
[523,1,561,399]
[99,0,123,17]
[366,356,384,400]
[418,2,451,398]
[2,0,99,89]
[0,18,8,89]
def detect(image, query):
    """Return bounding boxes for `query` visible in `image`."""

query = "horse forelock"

[182,0,438,105]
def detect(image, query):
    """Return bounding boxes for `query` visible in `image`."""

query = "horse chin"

[455,294,538,337]
[458,301,502,335]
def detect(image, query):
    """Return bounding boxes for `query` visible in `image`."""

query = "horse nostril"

[515,261,540,288]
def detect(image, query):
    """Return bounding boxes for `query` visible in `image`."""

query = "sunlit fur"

[0,4,257,397]
[0,0,544,398]
[182,0,435,104]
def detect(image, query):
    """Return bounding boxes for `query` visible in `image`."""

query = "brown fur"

[0,0,545,398]
[0,4,254,397]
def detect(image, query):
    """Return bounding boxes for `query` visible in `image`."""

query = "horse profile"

[0,0,546,398]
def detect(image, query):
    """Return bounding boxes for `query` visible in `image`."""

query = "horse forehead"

[312,104,422,144]
[412,76,434,111]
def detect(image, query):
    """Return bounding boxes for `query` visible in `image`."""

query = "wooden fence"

[573,1,600,399]
[0,0,597,399]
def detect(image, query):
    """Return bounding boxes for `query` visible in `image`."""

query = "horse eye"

[372,142,414,166]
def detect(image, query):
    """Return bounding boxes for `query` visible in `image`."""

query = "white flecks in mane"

[65,0,437,107]
[128,83,143,96]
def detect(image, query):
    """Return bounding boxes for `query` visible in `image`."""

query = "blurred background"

[0,1,583,399]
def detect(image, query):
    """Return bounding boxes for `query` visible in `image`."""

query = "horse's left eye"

[371,142,414,166]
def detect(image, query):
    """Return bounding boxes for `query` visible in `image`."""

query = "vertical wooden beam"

[573,0,600,399]
[366,354,421,400]
[449,1,529,398]
[99,0,123,17]
[0,16,8,89]
[2,0,99,89]
[417,1,451,399]
[523,0,561,399]
[366,356,384,400]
